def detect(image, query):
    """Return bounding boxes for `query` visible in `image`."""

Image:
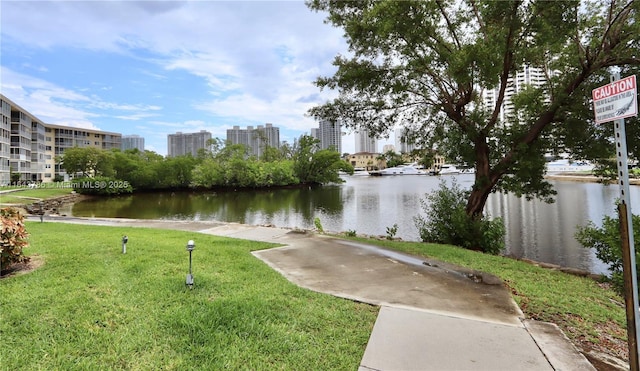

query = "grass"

[344,236,627,351]
[0,187,75,205]
[1,223,378,370]
[2,185,629,365]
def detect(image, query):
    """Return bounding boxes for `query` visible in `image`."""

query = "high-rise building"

[395,127,416,154]
[310,128,319,141]
[0,94,122,183]
[167,130,212,157]
[483,65,548,124]
[355,126,377,153]
[122,135,145,152]
[317,119,342,153]
[10,107,32,182]
[226,123,280,158]
[382,144,396,154]
[0,98,11,185]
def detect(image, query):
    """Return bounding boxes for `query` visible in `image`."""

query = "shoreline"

[545,173,640,185]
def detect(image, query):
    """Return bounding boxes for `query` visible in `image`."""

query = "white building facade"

[167,130,212,157]
[226,123,280,158]
[355,126,377,153]
[483,65,548,123]
[122,135,145,152]
[317,119,342,153]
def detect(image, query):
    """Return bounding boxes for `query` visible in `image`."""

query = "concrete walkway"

[27,216,595,370]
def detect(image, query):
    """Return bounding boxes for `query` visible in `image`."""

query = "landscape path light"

[186,239,195,288]
[122,235,128,254]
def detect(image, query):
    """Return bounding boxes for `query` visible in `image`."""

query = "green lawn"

[2,219,628,368]
[0,187,75,205]
[1,223,378,370]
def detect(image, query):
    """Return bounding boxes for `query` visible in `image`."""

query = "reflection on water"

[70,175,639,274]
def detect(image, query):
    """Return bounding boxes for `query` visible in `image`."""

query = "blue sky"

[0,0,381,155]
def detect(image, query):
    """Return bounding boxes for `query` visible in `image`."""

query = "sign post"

[593,73,639,371]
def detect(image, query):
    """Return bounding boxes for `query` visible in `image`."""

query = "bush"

[575,213,640,295]
[386,224,398,240]
[414,179,505,254]
[344,230,357,237]
[1,207,30,271]
[74,177,133,196]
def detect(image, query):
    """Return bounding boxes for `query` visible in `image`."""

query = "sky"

[0,0,393,155]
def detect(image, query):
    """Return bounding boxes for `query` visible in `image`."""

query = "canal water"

[68,174,640,274]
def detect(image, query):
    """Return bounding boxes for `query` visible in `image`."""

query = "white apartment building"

[226,123,280,158]
[317,119,342,153]
[0,94,122,183]
[483,65,548,123]
[395,127,416,154]
[122,135,145,152]
[0,98,10,185]
[355,126,377,153]
[168,130,212,157]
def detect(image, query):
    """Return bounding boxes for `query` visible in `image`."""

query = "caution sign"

[592,75,637,124]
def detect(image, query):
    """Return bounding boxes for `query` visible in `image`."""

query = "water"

[69,174,639,274]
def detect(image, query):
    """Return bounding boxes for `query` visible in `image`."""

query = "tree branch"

[435,0,462,49]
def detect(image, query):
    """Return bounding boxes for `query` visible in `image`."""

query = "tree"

[57,147,112,177]
[576,212,640,295]
[307,0,640,219]
[293,135,352,184]
[159,155,198,189]
[378,150,404,168]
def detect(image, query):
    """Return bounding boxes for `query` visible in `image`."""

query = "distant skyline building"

[395,127,416,154]
[317,119,342,153]
[122,134,145,152]
[310,128,319,141]
[226,123,280,158]
[167,130,211,157]
[483,65,548,124]
[382,144,396,154]
[355,126,377,153]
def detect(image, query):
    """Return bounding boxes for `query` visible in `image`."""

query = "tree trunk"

[466,133,496,219]
[466,183,493,220]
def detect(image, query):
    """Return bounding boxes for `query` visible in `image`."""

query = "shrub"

[386,224,398,240]
[414,179,505,254]
[314,217,324,233]
[344,230,357,237]
[1,207,30,271]
[575,213,640,295]
[74,177,133,196]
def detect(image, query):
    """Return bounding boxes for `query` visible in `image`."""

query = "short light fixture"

[186,239,195,288]
[122,235,128,254]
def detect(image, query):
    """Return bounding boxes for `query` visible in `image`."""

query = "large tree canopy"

[307,0,640,218]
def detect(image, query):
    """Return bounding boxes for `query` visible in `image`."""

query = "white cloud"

[1,66,163,130]
[1,1,350,155]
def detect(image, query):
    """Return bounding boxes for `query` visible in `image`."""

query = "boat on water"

[545,159,595,173]
[437,164,461,175]
[369,164,427,176]
[350,167,370,176]
[339,167,370,176]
